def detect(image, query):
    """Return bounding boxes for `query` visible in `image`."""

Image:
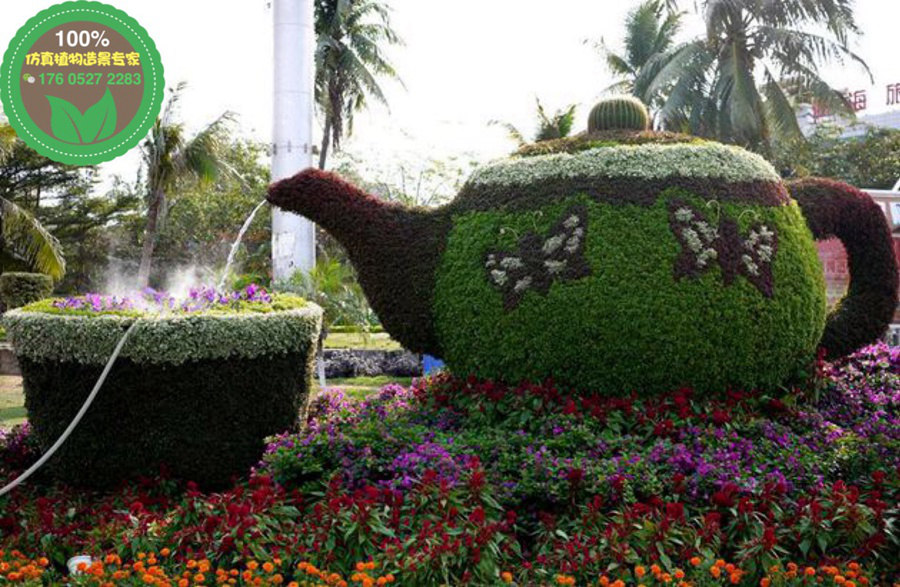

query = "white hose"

[0,321,139,497]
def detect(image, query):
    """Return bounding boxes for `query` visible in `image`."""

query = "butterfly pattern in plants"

[485,205,591,310]
[668,199,778,298]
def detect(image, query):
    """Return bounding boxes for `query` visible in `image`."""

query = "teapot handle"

[788,178,899,359]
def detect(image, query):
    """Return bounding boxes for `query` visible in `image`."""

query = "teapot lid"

[453,98,786,213]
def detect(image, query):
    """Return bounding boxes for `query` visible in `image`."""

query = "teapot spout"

[267,168,447,356]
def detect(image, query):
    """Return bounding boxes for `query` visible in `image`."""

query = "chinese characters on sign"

[848,89,867,112]
[811,83,900,122]
[24,51,141,67]
[888,83,900,107]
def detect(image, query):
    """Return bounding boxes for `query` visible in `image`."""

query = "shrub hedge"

[2,301,322,487]
[0,272,52,310]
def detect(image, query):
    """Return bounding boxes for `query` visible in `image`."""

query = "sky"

[2,0,900,189]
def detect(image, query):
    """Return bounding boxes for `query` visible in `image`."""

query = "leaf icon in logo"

[46,89,118,144]
[46,95,83,144]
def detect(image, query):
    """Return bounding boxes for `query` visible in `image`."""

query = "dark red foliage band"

[788,178,899,358]
[453,177,791,214]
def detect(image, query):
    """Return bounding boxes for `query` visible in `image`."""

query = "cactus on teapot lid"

[587,95,651,133]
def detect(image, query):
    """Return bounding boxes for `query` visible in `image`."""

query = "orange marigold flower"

[651,564,662,576]
[846,583,857,587]
[787,563,798,573]
[612,580,625,587]
[262,562,275,574]
[600,576,610,586]
[272,573,284,584]
[848,563,860,571]
[690,557,702,567]
[356,562,367,572]
[710,567,721,579]
[675,569,685,580]
[635,566,646,578]
[194,573,206,583]
[247,561,259,571]
[760,579,771,587]
[501,572,513,584]
[160,548,171,557]
[715,560,726,569]
[805,567,816,576]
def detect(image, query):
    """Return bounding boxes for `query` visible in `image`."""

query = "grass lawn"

[0,374,414,428]
[0,376,26,428]
[323,331,401,351]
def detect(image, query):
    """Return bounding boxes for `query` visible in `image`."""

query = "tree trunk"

[318,117,332,170]
[137,189,164,287]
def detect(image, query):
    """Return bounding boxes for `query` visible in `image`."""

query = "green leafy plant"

[0,272,53,309]
[45,89,117,145]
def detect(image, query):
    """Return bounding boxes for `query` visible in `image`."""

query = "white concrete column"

[271,0,316,280]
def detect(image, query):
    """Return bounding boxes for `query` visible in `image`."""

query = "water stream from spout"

[217,200,269,291]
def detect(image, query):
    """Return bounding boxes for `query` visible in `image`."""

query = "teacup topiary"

[2,287,322,488]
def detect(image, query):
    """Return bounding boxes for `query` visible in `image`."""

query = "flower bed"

[0,344,897,585]
[1,286,322,488]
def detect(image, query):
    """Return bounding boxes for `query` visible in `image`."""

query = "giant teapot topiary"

[268,98,898,395]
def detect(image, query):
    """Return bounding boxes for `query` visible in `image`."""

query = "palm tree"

[315,0,403,169]
[598,0,684,108]
[647,0,869,155]
[0,123,65,280]
[136,83,234,287]
[491,98,577,147]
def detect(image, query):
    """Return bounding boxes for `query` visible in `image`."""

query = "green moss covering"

[0,272,53,309]
[434,191,826,395]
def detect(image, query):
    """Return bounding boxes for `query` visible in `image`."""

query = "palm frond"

[761,67,804,143]
[0,197,65,280]
[489,120,527,147]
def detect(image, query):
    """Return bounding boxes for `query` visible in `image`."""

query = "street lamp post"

[271,0,316,280]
